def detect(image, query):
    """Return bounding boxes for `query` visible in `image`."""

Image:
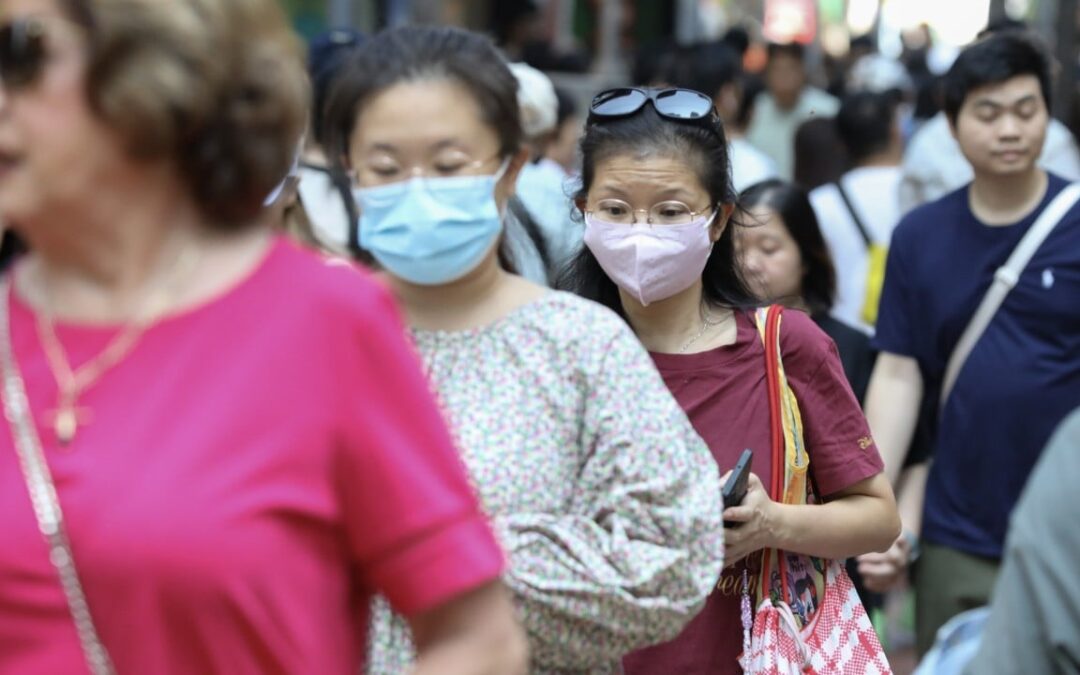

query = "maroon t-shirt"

[623,309,884,675]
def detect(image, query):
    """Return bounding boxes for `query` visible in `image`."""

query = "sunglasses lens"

[654,89,714,120]
[0,20,46,89]
[591,88,648,117]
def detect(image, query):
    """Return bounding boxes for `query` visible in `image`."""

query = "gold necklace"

[678,307,732,354]
[34,247,198,446]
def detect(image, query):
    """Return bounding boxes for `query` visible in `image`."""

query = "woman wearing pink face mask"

[561,87,900,674]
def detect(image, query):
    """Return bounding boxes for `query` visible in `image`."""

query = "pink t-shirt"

[623,309,884,675]
[0,237,504,674]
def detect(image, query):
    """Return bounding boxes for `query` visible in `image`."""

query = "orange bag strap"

[757,304,790,607]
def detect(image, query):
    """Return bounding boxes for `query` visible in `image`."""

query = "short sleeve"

[781,312,885,497]
[872,219,919,358]
[332,280,503,616]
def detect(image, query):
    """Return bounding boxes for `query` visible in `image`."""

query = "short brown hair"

[60,0,309,226]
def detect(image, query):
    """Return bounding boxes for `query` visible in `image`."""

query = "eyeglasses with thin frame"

[585,199,714,227]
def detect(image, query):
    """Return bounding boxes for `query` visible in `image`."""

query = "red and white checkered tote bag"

[742,556,891,674]
[740,306,891,674]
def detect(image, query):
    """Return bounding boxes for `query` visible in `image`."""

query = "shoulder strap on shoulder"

[834,180,873,247]
[941,182,1080,409]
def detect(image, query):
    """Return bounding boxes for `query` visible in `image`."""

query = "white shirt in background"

[810,165,904,334]
[746,87,840,180]
[730,138,779,193]
[516,159,584,276]
[297,165,352,251]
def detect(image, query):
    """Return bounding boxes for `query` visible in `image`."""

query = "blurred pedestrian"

[792,116,847,190]
[961,408,1080,674]
[0,1,526,674]
[659,42,778,192]
[299,27,365,254]
[508,62,580,279]
[747,42,840,180]
[810,91,905,333]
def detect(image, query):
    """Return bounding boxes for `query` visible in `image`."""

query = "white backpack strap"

[941,183,1080,410]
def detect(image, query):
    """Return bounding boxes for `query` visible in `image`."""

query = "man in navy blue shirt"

[854,30,1080,655]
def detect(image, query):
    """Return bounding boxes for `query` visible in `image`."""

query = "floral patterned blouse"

[366,291,724,674]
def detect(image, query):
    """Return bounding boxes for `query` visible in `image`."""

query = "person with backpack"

[809,91,905,334]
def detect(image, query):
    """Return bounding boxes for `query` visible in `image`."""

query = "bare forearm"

[408,582,528,675]
[772,483,901,559]
[865,354,924,486]
[896,462,928,534]
[410,629,527,675]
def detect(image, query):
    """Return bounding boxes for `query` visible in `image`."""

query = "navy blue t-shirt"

[874,173,1080,559]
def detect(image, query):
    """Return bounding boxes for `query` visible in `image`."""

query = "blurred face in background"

[765,52,806,110]
[951,74,1048,178]
[736,205,804,306]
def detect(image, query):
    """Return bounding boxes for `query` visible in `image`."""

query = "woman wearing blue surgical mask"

[323,26,725,674]
[560,88,899,673]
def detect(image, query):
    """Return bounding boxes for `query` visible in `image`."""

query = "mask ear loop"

[491,156,513,183]
[702,208,720,251]
[492,156,514,221]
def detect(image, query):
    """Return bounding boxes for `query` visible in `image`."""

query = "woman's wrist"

[766,501,793,551]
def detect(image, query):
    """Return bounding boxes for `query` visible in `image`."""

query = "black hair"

[737,74,765,130]
[850,34,876,53]
[491,0,540,45]
[740,179,836,315]
[721,26,751,57]
[557,102,757,316]
[793,117,847,190]
[767,42,806,63]
[977,17,1028,40]
[324,26,522,168]
[942,30,1052,125]
[657,41,743,100]
[308,30,365,150]
[322,25,529,272]
[633,39,679,87]
[835,91,899,164]
[555,86,577,127]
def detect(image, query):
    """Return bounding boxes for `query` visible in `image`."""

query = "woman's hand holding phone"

[720,471,780,567]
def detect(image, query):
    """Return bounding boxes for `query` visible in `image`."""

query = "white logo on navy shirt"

[1042,268,1055,289]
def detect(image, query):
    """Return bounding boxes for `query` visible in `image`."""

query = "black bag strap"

[834,180,873,248]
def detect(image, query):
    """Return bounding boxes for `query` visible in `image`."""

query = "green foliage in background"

[280,0,326,40]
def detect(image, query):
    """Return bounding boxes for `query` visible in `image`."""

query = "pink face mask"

[583,211,717,306]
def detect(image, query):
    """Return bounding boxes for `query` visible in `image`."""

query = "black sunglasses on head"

[588,87,718,125]
[0,19,48,91]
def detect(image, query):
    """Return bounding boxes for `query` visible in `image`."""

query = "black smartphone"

[722,448,753,528]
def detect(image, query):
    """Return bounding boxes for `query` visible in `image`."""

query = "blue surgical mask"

[354,159,510,285]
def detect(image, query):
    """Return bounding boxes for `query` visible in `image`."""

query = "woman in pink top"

[0,1,526,674]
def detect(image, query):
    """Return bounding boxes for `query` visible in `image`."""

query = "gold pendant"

[54,406,78,445]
